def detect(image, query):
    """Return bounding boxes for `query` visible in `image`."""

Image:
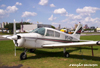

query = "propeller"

[2,19,24,56]
[2,19,23,56]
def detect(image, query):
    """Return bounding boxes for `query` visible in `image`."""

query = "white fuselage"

[16,27,79,48]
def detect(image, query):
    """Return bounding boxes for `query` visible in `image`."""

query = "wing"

[43,41,100,48]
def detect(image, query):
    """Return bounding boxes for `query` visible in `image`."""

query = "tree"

[4,22,31,33]
[51,25,55,29]
[4,23,20,30]
[4,22,31,30]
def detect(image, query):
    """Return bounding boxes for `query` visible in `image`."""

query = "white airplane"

[3,20,100,60]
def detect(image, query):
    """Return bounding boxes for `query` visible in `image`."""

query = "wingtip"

[96,41,100,45]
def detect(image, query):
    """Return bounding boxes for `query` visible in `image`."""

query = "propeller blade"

[6,35,17,40]
[15,45,16,56]
[2,35,19,40]
[13,40,17,56]
[2,35,12,38]
[13,19,17,56]
[13,19,16,35]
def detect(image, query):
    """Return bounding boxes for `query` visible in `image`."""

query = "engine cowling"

[13,35,25,47]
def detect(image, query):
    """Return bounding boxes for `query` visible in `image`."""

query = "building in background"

[74,24,78,29]
[0,22,9,28]
[0,23,2,28]
[90,26,95,29]
[57,24,61,30]
[2,22,5,28]
[5,22,9,25]
[84,24,89,29]
[22,24,51,32]
[96,28,100,32]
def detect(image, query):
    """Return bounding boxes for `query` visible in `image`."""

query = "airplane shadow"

[28,49,100,61]
[69,54,100,61]
[16,47,100,61]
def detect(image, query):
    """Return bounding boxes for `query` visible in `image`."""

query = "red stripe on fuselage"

[25,37,76,43]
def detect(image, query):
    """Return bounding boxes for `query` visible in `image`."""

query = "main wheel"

[20,52,27,60]
[64,52,69,58]
[29,49,36,53]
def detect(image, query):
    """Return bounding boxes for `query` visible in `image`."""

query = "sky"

[0,0,100,28]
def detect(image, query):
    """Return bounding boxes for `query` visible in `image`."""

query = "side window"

[55,31,60,37]
[46,30,54,37]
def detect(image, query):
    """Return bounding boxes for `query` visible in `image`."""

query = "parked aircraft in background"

[3,20,100,60]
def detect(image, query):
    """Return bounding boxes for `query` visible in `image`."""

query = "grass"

[81,35,100,41]
[81,32,100,34]
[0,35,100,68]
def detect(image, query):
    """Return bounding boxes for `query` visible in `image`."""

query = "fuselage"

[16,27,80,48]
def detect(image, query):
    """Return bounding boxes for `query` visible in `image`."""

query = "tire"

[20,52,27,60]
[64,52,69,58]
[29,49,36,53]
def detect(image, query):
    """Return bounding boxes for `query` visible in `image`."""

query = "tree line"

[3,22,30,33]
[4,22,30,30]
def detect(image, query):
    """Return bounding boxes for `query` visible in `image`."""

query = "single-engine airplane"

[3,20,100,60]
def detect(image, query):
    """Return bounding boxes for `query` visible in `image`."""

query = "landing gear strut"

[91,46,94,56]
[20,49,27,60]
[63,48,69,58]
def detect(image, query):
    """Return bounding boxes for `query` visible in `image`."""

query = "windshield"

[30,28,45,35]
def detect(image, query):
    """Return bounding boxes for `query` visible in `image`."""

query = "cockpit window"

[29,28,39,33]
[30,28,45,35]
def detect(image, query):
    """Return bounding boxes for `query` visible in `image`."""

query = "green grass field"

[0,35,100,68]
[81,32,100,34]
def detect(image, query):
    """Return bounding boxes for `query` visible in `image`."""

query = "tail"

[73,23,82,39]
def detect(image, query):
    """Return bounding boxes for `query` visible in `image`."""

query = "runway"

[81,34,100,36]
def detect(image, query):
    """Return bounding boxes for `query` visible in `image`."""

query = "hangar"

[22,24,51,32]
[97,28,100,32]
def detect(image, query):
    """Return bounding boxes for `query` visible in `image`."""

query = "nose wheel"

[20,49,27,60]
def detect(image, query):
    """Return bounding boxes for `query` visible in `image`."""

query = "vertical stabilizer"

[73,23,82,39]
